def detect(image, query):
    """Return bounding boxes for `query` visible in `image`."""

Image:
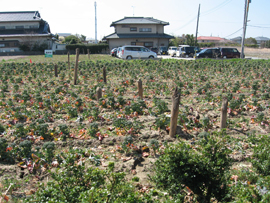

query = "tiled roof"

[0,20,51,36]
[197,36,225,41]
[0,11,41,22]
[104,33,174,39]
[111,17,169,27]
[255,36,270,41]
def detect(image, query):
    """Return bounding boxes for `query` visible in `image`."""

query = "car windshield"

[198,49,207,53]
[160,47,167,51]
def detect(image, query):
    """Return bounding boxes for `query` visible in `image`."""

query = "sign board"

[44,50,53,58]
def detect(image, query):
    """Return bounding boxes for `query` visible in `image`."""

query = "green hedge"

[66,43,109,54]
[245,44,259,48]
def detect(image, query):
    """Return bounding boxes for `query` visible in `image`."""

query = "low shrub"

[151,135,232,202]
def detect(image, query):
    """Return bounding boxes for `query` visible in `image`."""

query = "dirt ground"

[0,55,28,61]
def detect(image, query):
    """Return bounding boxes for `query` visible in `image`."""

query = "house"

[255,36,270,47]
[197,36,226,43]
[230,36,242,44]
[103,17,174,50]
[0,11,54,53]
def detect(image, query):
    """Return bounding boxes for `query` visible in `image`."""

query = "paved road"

[157,55,195,60]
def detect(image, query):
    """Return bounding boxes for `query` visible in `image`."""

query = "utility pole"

[195,4,200,46]
[94,1,97,44]
[240,0,251,59]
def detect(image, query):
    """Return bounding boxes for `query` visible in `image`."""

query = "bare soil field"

[0,55,270,202]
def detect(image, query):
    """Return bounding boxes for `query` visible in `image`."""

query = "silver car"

[120,45,157,59]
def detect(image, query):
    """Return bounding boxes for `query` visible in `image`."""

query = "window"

[130,27,137,31]
[15,26,24,29]
[29,25,39,29]
[144,42,153,47]
[139,28,151,32]
[122,25,130,28]
[0,44,5,47]
[0,26,5,30]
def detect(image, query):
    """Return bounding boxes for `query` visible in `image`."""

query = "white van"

[175,45,190,57]
[168,46,178,57]
[120,45,157,59]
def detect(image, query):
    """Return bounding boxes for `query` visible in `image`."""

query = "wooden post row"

[220,97,228,129]
[87,49,90,59]
[68,52,70,70]
[138,79,143,99]
[103,67,107,84]
[169,87,181,138]
[74,48,79,85]
[54,64,58,77]
[96,87,102,101]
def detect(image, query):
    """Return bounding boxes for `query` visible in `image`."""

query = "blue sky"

[2,0,269,40]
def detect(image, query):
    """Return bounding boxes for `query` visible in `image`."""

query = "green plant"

[0,123,5,134]
[42,142,55,163]
[88,122,99,138]
[250,135,270,176]
[151,136,232,202]
[149,139,159,155]
[27,151,152,202]
[19,140,32,158]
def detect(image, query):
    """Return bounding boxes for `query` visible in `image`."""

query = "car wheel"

[149,56,154,59]
[126,56,132,60]
[223,56,227,59]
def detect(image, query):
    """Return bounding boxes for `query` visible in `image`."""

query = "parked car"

[150,47,158,54]
[111,48,117,57]
[196,48,221,58]
[116,47,122,58]
[158,46,168,55]
[176,46,200,58]
[218,47,240,58]
[120,45,157,59]
[168,46,178,57]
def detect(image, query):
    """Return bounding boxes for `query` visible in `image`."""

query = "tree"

[245,37,257,45]
[186,34,196,46]
[80,34,86,42]
[64,35,80,44]
[169,36,185,46]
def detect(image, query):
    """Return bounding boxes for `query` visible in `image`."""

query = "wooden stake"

[54,64,58,77]
[138,79,143,99]
[96,87,102,101]
[68,51,70,70]
[74,48,79,85]
[220,97,228,129]
[103,67,107,84]
[87,49,90,59]
[169,87,181,138]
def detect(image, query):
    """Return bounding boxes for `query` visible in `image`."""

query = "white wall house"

[0,11,54,53]
[103,17,174,50]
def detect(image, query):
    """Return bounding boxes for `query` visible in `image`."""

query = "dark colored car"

[179,46,200,58]
[219,48,240,58]
[196,48,221,58]
[150,47,158,54]
[111,48,117,57]
[158,46,168,55]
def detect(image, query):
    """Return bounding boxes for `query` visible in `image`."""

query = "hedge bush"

[151,135,232,202]
[66,43,109,54]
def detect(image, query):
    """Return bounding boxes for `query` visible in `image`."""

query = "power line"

[248,25,270,29]
[201,0,233,16]
[172,16,197,32]
[223,27,243,38]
